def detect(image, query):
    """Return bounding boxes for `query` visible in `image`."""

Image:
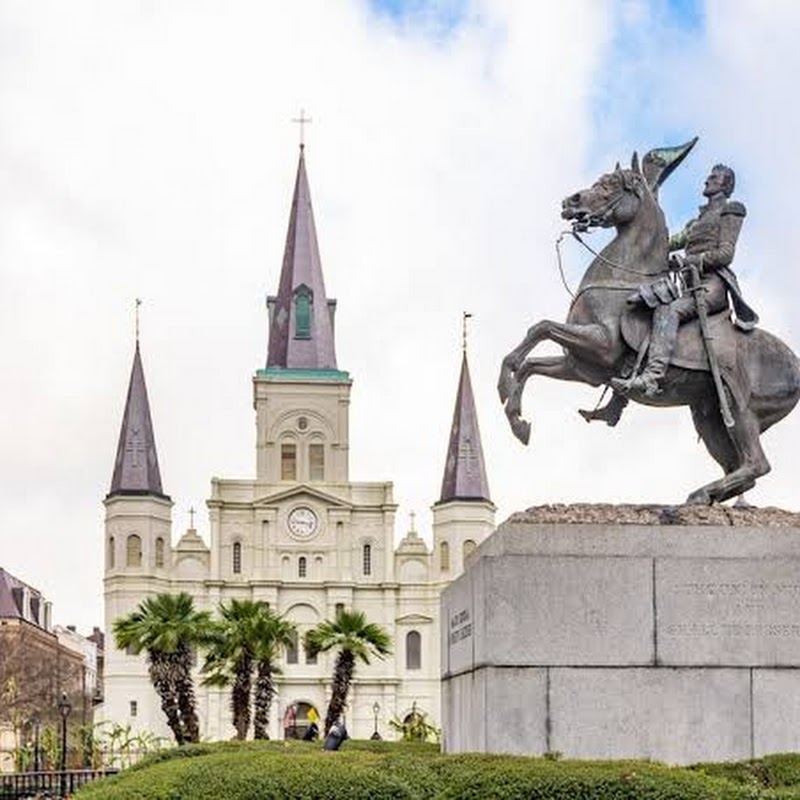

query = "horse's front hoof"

[510,417,531,445]
[686,488,712,506]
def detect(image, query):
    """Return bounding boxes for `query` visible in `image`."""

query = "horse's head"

[562,140,699,232]
[561,155,651,231]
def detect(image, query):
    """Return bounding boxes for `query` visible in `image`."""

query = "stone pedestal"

[440,504,800,765]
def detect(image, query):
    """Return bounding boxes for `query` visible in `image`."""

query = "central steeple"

[266,146,338,370]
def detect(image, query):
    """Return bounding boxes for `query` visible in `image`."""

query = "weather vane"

[189,506,195,529]
[292,108,312,148]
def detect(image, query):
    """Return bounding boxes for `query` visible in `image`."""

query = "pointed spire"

[437,350,491,504]
[266,147,337,370]
[108,342,168,499]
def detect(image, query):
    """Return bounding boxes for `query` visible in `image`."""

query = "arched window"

[155,537,165,568]
[304,632,317,665]
[440,541,450,573]
[126,534,142,567]
[298,556,307,578]
[108,537,115,569]
[233,541,242,574]
[406,630,421,670]
[281,443,297,480]
[286,630,299,664]
[362,543,372,576]
[463,539,476,562]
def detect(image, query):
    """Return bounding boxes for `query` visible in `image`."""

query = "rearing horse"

[498,146,800,505]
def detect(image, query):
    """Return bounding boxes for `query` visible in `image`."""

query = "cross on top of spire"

[292,108,312,149]
[135,298,142,344]
[462,311,473,353]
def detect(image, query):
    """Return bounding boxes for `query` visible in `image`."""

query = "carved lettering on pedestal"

[449,609,472,645]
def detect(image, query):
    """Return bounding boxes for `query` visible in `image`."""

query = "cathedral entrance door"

[283,701,320,740]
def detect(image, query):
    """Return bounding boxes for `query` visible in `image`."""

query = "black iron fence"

[0,768,118,799]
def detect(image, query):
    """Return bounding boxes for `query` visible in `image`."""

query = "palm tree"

[113,593,211,744]
[305,609,392,735]
[252,613,296,739]
[202,600,296,740]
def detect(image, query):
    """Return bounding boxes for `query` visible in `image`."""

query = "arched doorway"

[283,701,321,740]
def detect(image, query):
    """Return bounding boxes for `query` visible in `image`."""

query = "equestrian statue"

[498,138,800,505]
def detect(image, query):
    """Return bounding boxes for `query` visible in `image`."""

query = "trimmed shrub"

[75,741,784,800]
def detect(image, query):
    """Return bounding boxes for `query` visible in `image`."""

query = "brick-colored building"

[0,568,95,771]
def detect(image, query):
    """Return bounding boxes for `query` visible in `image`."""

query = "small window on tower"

[108,537,115,569]
[362,543,372,576]
[130,700,138,718]
[233,541,242,574]
[309,443,324,481]
[298,556,307,578]
[294,286,312,339]
[126,535,142,568]
[281,443,297,480]
[440,541,450,573]
[155,537,165,568]
[463,539,477,562]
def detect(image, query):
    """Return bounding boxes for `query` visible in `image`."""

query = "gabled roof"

[108,343,168,499]
[266,147,338,370]
[437,352,491,504]
[253,483,353,509]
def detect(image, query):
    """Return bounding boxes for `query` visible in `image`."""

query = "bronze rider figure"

[611,163,757,399]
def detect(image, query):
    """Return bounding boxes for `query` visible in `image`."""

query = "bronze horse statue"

[498,143,800,505]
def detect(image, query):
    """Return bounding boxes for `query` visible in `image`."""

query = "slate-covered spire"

[108,342,167,499]
[266,146,337,370]
[438,352,491,504]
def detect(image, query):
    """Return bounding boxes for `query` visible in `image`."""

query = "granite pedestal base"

[440,505,800,764]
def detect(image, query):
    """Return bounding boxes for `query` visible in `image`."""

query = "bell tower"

[432,329,495,580]
[103,332,172,733]
[254,145,352,486]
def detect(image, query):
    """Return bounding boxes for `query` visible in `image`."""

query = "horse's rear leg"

[688,400,770,505]
[504,355,589,444]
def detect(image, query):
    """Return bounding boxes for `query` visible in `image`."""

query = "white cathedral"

[100,145,495,741]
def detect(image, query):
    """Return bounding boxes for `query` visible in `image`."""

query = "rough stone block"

[478,556,653,666]
[442,667,547,754]
[753,668,800,755]
[550,667,751,763]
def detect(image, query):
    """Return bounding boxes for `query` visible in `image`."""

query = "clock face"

[287,507,318,540]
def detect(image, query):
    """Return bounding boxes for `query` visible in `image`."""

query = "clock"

[287,506,318,540]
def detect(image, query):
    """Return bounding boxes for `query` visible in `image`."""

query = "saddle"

[620,305,749,409]
[620,305,738,374]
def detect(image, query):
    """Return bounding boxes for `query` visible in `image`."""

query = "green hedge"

[75,741,800,800]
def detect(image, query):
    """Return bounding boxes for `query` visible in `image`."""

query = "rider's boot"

[611,307,677,398]
[579,392,629,426]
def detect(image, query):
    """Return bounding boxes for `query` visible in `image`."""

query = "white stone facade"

[101,367,493,740]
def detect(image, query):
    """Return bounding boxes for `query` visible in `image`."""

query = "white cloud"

[1,1,798,632]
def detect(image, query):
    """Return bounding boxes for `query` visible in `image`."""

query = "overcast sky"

[2,0,799,633]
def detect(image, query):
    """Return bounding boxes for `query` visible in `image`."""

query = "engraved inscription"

[449,609,472,645]
[664,579,800,639]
